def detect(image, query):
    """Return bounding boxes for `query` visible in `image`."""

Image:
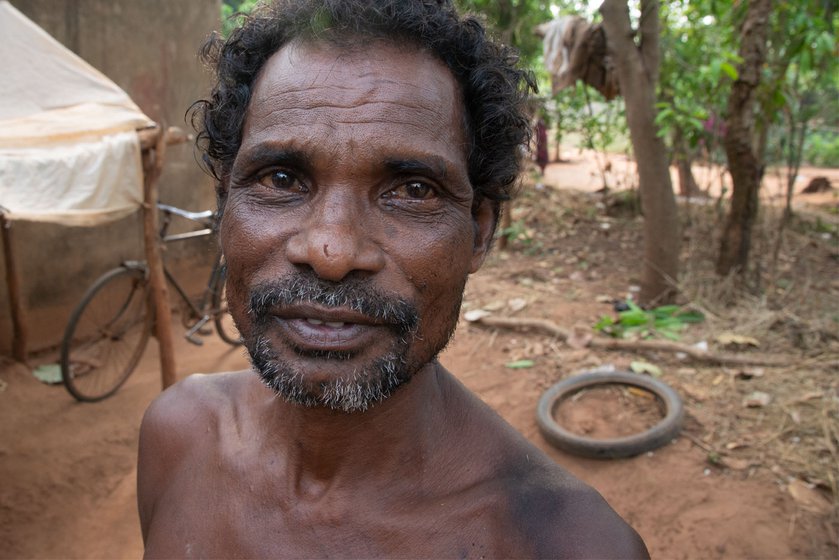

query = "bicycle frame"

[164,252,225,345]
[136,203,228,346]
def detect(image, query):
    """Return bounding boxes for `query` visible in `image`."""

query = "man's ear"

[469,197,497,273]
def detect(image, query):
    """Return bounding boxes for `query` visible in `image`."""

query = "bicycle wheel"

[212,266,242,346]
[536,369,684,459]
[61,266,152,402]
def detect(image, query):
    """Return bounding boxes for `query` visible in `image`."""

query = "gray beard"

[243,273,423,413]
[247,331,415,413]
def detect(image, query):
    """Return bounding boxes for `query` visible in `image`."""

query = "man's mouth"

[273,310,387,354]
[303,318,347,328]
[247,275,420,356]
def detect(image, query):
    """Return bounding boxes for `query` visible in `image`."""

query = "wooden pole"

[141,126,177,390]
[0,209,28,364]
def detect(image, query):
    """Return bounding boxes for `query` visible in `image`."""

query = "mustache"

[248,272,419,335]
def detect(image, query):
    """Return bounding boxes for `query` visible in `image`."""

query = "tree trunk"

[673,128,701,197]
[716,0,772,276]
[600,0,680,304]
[676,157,700,197]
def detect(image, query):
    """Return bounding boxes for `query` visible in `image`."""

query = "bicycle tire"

[536,369,684,459]
[61,266,152,402]
[211,266,242,347]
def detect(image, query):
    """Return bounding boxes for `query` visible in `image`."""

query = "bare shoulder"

[137,370,253,538]
[448,378,648,558]
[507,462,649,559]
[139,370,250,447]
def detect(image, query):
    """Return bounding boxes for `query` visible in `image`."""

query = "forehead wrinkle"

[254,81,452,113]
[242,42,469,178]
[262,106,449,130]
[248,96,455,147]
[252,49,457,120]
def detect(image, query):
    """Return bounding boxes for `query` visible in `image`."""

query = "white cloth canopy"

[0,0,154,226]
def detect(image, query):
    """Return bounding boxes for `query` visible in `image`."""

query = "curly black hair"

[192,0,536,217]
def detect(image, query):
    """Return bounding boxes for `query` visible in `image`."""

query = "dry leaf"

[595,294,613,303]
[721,457,753,471]
[569,271,585,282]
[627,387,655,400]
[743,391,772,408]
[508,298,528,312]
[631,361,663,377]
[787,478,833,515]
[463,309,491,322]
[483,300,505,311]
[716,332,760,347]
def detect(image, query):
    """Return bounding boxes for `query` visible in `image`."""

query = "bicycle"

[60,203,242,402]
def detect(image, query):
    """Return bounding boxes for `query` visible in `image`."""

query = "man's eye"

[386,181,436,201]
[257,170,307,193]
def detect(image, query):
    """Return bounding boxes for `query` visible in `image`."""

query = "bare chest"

[143,467,527,559]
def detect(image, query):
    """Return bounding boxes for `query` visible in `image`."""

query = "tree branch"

[470,315,791,367]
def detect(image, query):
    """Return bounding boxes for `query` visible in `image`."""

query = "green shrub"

[804,131,839,167]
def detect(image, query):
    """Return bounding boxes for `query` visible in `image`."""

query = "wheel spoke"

[61,267,152,402]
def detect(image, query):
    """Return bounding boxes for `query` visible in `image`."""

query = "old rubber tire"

[536,369,684,459]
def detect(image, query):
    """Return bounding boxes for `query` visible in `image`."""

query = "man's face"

[221,40,494,411]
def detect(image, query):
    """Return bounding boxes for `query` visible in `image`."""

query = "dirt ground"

[1,151,837,559]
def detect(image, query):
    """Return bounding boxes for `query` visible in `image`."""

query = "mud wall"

[0,0,221,355]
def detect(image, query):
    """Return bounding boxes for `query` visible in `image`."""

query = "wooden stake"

[141,126,177,390]
[0,209,28,364]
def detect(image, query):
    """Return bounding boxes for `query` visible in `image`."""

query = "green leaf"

[653,317,685,330]
[626,299,644,313]
[720,62,739,80]
[618,309,649,326]
[676,310,705,323]
[593,316,616,331]
[505,359,535,369]
[652,305,680,318]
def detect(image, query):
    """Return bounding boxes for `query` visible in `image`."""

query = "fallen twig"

[681,432,716,454]
[471,315,792,367]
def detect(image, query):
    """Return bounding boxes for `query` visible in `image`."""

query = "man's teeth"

[305,318,345,328]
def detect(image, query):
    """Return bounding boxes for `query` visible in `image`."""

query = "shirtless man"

[137,1,649,557]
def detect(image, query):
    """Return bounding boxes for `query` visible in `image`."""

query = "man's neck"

[250,361,463,501]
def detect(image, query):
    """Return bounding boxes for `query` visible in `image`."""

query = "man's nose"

[285,196,386,282]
